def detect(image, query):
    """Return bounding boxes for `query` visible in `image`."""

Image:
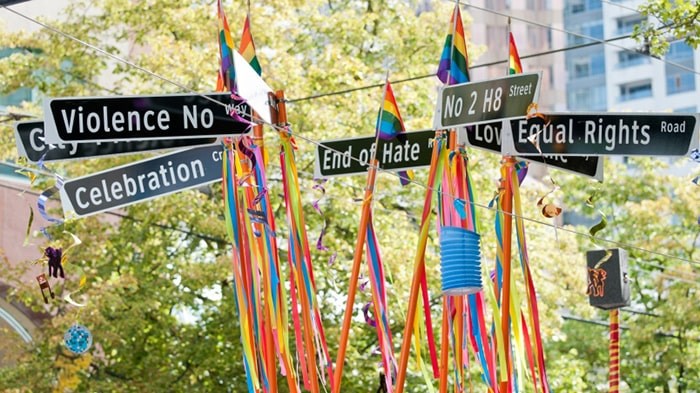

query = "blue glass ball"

[64,324,92,355]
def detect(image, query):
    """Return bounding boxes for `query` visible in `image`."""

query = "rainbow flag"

[239,15,262,76]
[376,81,414,186]
[217,0,236,92]
[509,32,523,75]
[376,81,405,140]
[437,4,469,85]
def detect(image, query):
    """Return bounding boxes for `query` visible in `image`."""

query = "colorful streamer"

[609,309,620,393]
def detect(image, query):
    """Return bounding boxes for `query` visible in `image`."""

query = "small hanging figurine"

[45,246,64,279]
[36,273,55,304]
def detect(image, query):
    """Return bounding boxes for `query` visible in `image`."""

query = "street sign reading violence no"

[59,145,225,218]
[502,112,699,156]
[42,93,252,144]
[15,121,218,163]
[314,130,448,178]
[459,121,604,181]
[435,72,541,129]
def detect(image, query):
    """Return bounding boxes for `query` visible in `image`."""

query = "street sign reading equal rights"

[501,112,699,156]
[15,121,218,163]
[42,93,252,144]
[435,72,541,129]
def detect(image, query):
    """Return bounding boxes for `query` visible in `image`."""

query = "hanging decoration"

[63,323,92,355]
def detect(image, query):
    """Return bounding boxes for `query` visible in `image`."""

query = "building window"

[570,54,605,79]
[619,80,652,101]
[618,51,649,68]
[0,48,35,108]
[675,106,697,113]
[568,85,607,110]
[666,41,694,60]
[616,15,646,35]
[569,22,604,45]
[666,72,695,94]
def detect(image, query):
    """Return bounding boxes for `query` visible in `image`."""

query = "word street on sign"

[501,112,699,157]
[43,93,251,144]
[314,130,448,178]
[60,145,225,218]
[436,72,541,129]
[459,121,604,181]
[15,121,217,163]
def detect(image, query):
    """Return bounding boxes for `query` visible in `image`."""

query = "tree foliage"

[0,1,698,392]
[634,0,700,57]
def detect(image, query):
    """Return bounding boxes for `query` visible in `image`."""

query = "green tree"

[634,0,700,56]
[0,0,698,392]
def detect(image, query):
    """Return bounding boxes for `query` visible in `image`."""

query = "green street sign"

[314,130,446,178]
[502,112,699,156]
[436,72,541,128]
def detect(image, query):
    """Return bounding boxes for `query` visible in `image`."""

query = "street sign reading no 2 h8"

[14,121,218,163]
[435,72,541,129]
[502,112,699,156]
[42,92,252,144]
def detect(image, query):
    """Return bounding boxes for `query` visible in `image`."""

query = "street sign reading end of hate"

[15,121,218,163]
[314,130,447,178]
[59,145,225,218]
[501,112,699,157]
[42,93,252,145]
[435,72,541,129]
[458,121,604,181]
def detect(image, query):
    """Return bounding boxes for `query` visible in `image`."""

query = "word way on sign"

[437,72,541,128]
[43,93,251,144]
[314,130,443,178]
[501,113,699,157]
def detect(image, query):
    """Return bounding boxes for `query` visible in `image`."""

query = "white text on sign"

[321,140,420,171]
[59,104,235,135]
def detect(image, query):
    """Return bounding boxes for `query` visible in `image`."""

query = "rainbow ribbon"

[279,129,333,390]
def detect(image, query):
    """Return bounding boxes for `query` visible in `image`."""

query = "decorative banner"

[15,121,217,163]
[59,145,223,218]
[586,248,631,310]
[502,113,699,157]
[314,130,449,178]
[42,93,251,144]
[435,72,541,129]
[458,123,604,181]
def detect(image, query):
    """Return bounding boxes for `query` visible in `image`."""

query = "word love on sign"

[42,93,251,144]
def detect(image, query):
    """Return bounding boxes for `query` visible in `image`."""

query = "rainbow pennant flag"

[437,4,469,85]
[376,81,414,186]
[239,15,262,76]
[509,32,523,75]
[216,0,236,92]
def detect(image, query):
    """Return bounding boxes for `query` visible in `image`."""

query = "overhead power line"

[1,5,699,268]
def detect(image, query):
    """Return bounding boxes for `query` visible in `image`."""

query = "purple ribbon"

[362,302,377,327]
